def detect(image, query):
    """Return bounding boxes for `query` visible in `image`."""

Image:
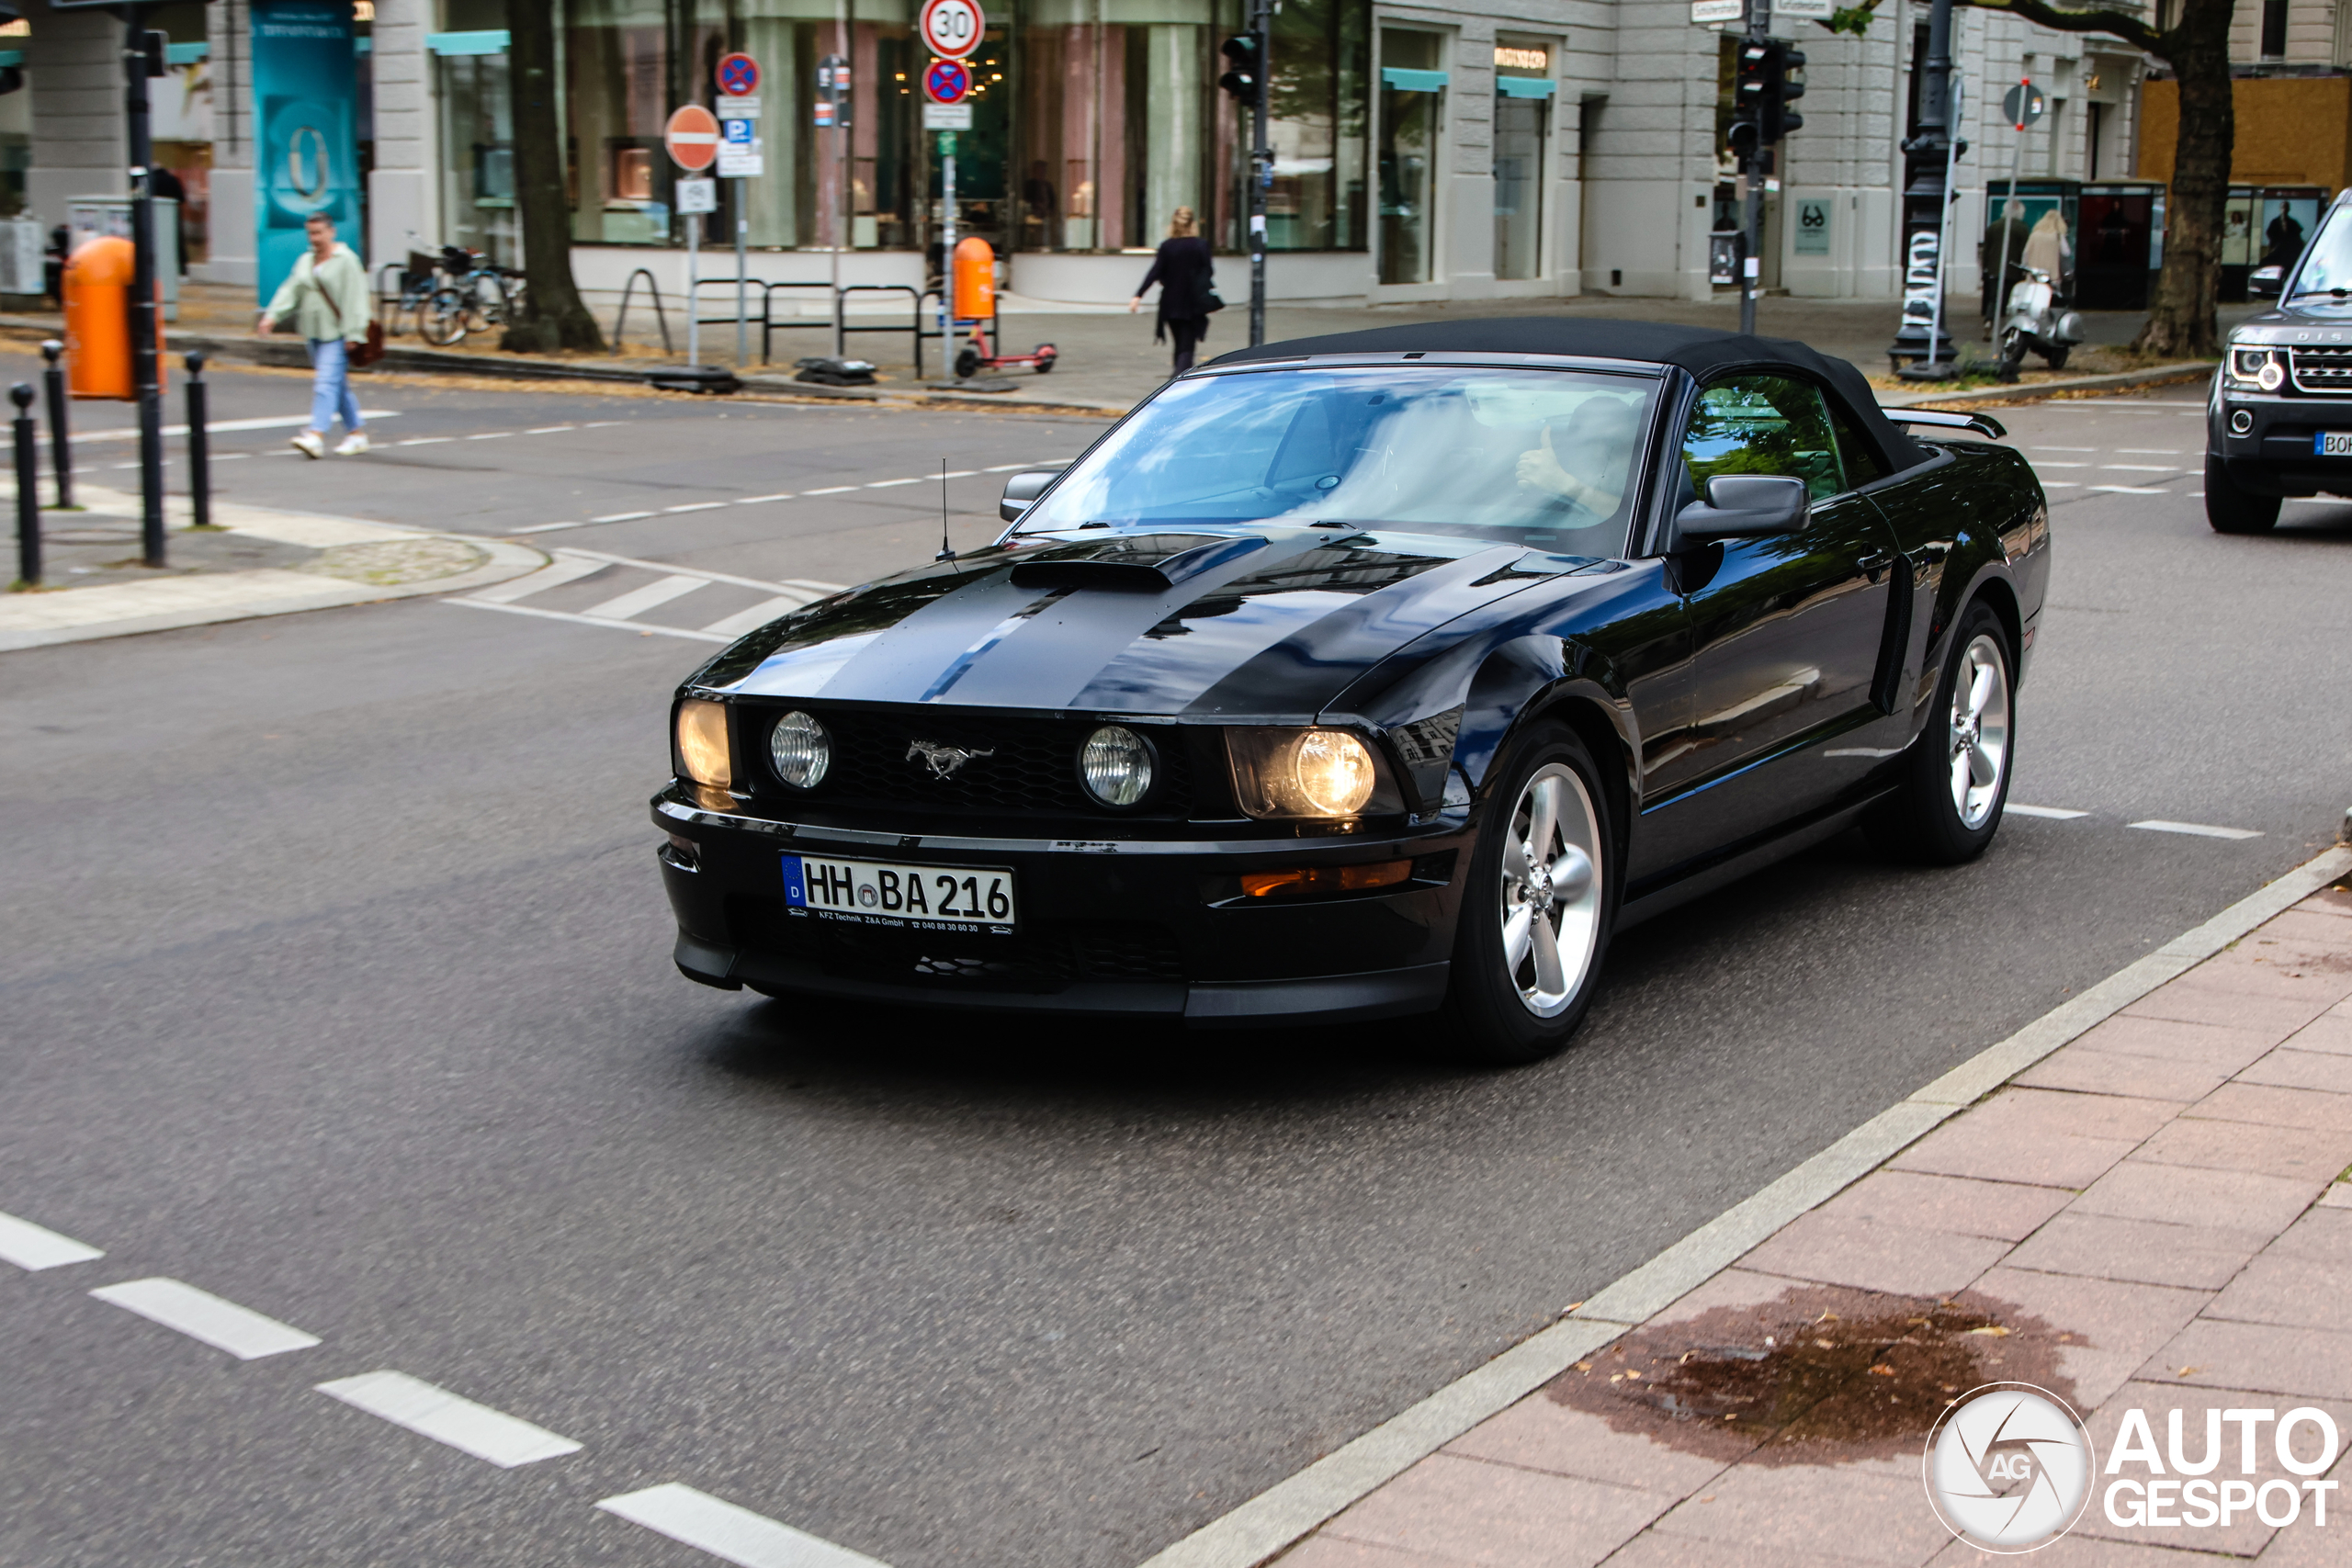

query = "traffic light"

[1729,39,1769,162]
[1219,33,1261,104]
[1762,42,1805,143]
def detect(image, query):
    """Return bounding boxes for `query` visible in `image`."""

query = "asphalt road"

[3,369,2348,1568]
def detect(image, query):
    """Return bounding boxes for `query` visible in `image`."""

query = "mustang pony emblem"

[907,739,995,778]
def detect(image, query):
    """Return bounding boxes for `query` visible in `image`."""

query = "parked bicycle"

[382,246,526,347]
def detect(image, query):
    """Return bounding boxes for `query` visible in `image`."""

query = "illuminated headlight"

[1227,728,1396,818]
[768,709,831,789]
[1079,724,1155,807]
[674,698,733,790]
[2227,345,2285,391]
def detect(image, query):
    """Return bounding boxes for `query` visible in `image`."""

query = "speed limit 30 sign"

[920,0,983,60]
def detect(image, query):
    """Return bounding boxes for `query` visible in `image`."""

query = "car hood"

[690,526,1595,718]
[2230,304,2352,343]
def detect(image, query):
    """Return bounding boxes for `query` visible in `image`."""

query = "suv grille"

[752,705,1197,818]
[2289,344,2352,394]
[726,895,1186,989]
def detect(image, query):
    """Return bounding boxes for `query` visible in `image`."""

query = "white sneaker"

[334,432,370,456]
[290,430,325,459]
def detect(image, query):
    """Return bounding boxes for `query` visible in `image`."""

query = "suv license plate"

[784,853,1016,932]
[2316,432,2352,457]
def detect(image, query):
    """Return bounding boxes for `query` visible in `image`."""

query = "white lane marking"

[74,411,401,441]
[397,437,456,446]
[469,555,609,604]
[89,1278,321,1359]
[2117,448,2184,455]
[583,421,627,428]
[2100,463,2178,471]
[2129,819,2264,840]
[865,478,921,488]
[664,502,729,513]
[701,596,806,637]
[590,510,657,523]
[582,574,708,621]
[549,547,843,599]
[448,600,730,641]
[2029,446,2098,452]
[2041,481,2081,489]
[0,1210,105,1270]
[317,1371,583,1468]
[736,492,795,503]
[467,432,514,441]
[508,521,584,535]
[2033,462,2089,468]
[802,485,855,495]
[2089,485,2168,494]
[2007,804,2089,819]
[982,462,1036,471]
[525,425,578,434]
[596,1483,892,1568]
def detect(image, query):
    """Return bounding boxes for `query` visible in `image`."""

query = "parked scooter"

[1996,265,2085,381]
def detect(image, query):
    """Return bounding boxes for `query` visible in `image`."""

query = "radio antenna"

[934,457,956,562]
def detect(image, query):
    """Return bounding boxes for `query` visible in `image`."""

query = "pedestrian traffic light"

[1219,33,1261,104]
[1762,43,1805,143]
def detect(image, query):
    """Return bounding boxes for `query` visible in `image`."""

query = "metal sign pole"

[735,182,748,365]
[1248,0,1270,346]
[941,131,957,355]
[1928,73,1962,368]
[122,14,164,568]
[688,211,700,367]
[1994,79,2033,335]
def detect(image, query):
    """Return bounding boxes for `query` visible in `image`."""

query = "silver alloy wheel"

[1948,632,2011,829]
[1498,762,1604,1018]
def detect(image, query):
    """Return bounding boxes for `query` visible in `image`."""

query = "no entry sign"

[664,104,719,171]
[716,51,760,96]
[919,0,983,60]
[923,57,971,105]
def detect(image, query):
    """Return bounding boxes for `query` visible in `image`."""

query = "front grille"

[751,705,1197,818]
[727,894,1186,989]
[2290,344,2352,394]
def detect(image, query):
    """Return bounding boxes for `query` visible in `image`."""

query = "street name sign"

[664,104,719,171]
[1690,0,1743,22]
[1777,0,1835,17]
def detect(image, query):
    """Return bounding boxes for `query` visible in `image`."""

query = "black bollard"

[39,338,71,510]
[184,350,211,530]
[11,383,39,588]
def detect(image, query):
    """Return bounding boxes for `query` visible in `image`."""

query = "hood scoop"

[1009,533,1270,592]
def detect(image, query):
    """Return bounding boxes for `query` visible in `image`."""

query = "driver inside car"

[1514,395,1640,520]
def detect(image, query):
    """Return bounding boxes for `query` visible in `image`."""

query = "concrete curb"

[1878,359,2215,409]
[1133,841,2352,1568]
[0,483,545,651]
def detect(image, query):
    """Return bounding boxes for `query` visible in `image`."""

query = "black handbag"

[1204,291,1227,313]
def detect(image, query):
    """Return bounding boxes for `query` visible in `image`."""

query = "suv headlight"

[1226,728,1405,818]
[2226,344,2286,391]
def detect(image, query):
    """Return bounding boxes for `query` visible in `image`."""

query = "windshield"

[2289,206,2352,299]
[1017,366,1657,554]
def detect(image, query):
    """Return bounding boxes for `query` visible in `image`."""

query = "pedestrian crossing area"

[451,547,844,643]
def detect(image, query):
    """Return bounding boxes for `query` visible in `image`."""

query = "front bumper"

[2211,384,2352,496]
[652,787,1470,1026]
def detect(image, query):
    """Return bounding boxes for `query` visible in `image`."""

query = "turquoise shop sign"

[252,0,361,305]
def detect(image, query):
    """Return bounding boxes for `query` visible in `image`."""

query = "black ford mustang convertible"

[654,321,2048,1063]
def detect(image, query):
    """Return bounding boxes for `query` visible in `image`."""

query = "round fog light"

[769,710,831,789]
[2230,409,2255,435]
[1080,725,1154,807]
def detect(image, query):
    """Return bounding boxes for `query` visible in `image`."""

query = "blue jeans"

[307,337,363,434]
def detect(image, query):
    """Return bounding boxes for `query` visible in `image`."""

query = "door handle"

[1858,551,1893,581]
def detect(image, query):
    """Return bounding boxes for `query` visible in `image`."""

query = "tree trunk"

[503,3,605,355]
[2136,0,2234,358]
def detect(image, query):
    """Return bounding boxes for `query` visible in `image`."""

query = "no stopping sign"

[920,0,983,59]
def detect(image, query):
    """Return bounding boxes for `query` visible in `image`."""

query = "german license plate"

[2315,432,2352,457]
[783,853,1016,932]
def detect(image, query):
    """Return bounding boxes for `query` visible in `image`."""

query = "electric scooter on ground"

[1996,265,2085,381]
[953,327,1058,380]
[944,235,1058,381]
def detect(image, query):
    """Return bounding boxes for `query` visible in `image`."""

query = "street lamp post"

[1889,0,1960,373]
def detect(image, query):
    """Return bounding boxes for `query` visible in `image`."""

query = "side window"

[1681,375,1844,502]
[1827,400,1894,487]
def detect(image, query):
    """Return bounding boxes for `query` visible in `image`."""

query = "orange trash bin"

[62,235,166,400]
[952,235,996,321]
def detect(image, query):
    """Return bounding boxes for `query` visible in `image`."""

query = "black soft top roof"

[1208,317,1927,473]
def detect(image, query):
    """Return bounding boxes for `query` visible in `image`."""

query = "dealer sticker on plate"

[2315,432,2352,457]
[783,853,1016,932]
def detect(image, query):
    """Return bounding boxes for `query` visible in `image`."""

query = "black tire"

[1866,602,2015,865]
[1034,344,1056,372]
[1996,327,2026,382]
[2205,454,2280,535]
[1438,724,1618,1066]
[954,347,981,380]
[417,289,469,346]
[2041,345,2070,371]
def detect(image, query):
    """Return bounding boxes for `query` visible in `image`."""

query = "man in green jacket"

[257,212,371,458]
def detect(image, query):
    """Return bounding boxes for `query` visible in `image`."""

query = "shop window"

[1492,36,1553,281]
[1376,28,1442,284]
[1256,0,1369,253]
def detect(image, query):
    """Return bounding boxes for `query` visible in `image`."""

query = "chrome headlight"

[2227,345,2286,391]
[1227,728,1398,818]
[1079,724,1155,807]
[768,709,831,789]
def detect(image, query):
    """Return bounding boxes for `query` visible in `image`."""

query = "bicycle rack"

[918,288,952,379]
[688,278,837,365]
[834,286,933,379]
[613,267,673,355]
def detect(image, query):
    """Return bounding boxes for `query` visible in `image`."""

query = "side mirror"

[999,464,1069,523]
[1674,474,1810,544]
[2249,265,2285,299]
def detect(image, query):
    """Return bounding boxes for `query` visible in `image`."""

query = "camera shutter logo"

[1923,1382,2096,1551]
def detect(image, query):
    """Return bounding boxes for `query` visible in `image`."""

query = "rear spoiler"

[1883,408,2007,440]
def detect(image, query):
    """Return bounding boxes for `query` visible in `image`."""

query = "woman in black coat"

[1128,207,1218,374]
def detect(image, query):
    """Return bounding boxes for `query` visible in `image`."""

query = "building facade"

[11,0,2173,315]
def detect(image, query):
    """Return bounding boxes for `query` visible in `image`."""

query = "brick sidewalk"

[1277,886,2352,1567]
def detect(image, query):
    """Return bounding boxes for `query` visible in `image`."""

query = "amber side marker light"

[1241,860,1413,898]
